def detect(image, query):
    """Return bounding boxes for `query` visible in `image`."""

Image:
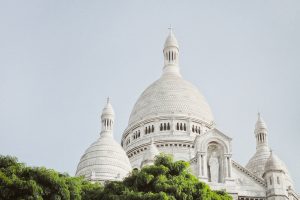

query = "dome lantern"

[163,26,180,76]
[101,97,115,135]
[255,113,269,150]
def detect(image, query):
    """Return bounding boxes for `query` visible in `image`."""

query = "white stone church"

[75,30,299,200]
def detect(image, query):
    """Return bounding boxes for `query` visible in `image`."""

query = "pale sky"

[0,0,300,191]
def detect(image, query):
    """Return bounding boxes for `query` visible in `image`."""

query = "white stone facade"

[76,30,299,200]
[120,30,299,200]
[76,99,132,182]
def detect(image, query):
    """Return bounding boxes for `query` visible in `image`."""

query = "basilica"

[75,30,299,200]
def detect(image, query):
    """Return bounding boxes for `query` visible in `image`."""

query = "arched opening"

[207,142,226,183]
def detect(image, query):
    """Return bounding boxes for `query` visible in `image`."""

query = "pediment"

[195,128,232,154]
[232,160,267,197]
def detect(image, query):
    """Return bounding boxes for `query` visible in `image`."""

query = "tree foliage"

[99,154,232,200]
[0,155,102,200]
[0,154,232,200]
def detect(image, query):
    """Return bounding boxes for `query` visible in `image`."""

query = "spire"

[163,27,180,76]
[254,112,269,149]
[100,98,115,136]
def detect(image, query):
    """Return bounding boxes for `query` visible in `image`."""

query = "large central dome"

[128,29,214,126]
[128,73,214,125]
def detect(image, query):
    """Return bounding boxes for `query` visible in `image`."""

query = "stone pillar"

[188,118,192,136]
[171,118,174,134]
[224,155,228,178]
[203,154,208,178]
[228,156,232,178]
[196,152,202,177]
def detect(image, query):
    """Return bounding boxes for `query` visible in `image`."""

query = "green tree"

[0,154,232,200]
[98,154,232,200]
[0,155,102,200]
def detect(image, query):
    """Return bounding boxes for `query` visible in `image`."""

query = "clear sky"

[1,0,299,191]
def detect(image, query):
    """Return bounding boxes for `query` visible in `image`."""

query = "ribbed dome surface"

[265,152,285,172]
[76,134,132,181]
[264,152,295,189]
[128,74,214,125]
[246,147,271,177]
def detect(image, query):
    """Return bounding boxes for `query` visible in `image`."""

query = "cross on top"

[168,24,173,34]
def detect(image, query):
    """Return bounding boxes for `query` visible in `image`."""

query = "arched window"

[184,124,186,131]
[180,123,183,131]
[176,123,179,130]
[160,124,163,131]
[164,123,166,131]
[152,125,154,132]
[277,176,280,184]
[259,134,261,142]
[192,125,194,132]
[167,123,170,130]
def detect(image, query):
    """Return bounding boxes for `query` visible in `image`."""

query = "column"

[171,118,174,134]
[197,152,202,177]
[224,155,228,178]
[203,154,208,178]
[188,119,191,135]
[228,157,232,178]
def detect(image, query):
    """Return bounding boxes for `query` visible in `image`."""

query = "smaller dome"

[246,147,270,177]
[76,99,131,182]
[164,29,179,49]
[263,151,295,189]
[265,151,285,172]
[76,135,132,182]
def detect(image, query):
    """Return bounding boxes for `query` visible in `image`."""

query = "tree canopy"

[0,155,102,200]
[0,154,232,200]
[99,154,232,200]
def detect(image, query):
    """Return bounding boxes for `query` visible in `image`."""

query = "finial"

[258,112,261,119]
[107,97,110,104]
[168,24,173,34]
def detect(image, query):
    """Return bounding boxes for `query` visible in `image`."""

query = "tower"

[263,151,288,200]
[246,113,271,177]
